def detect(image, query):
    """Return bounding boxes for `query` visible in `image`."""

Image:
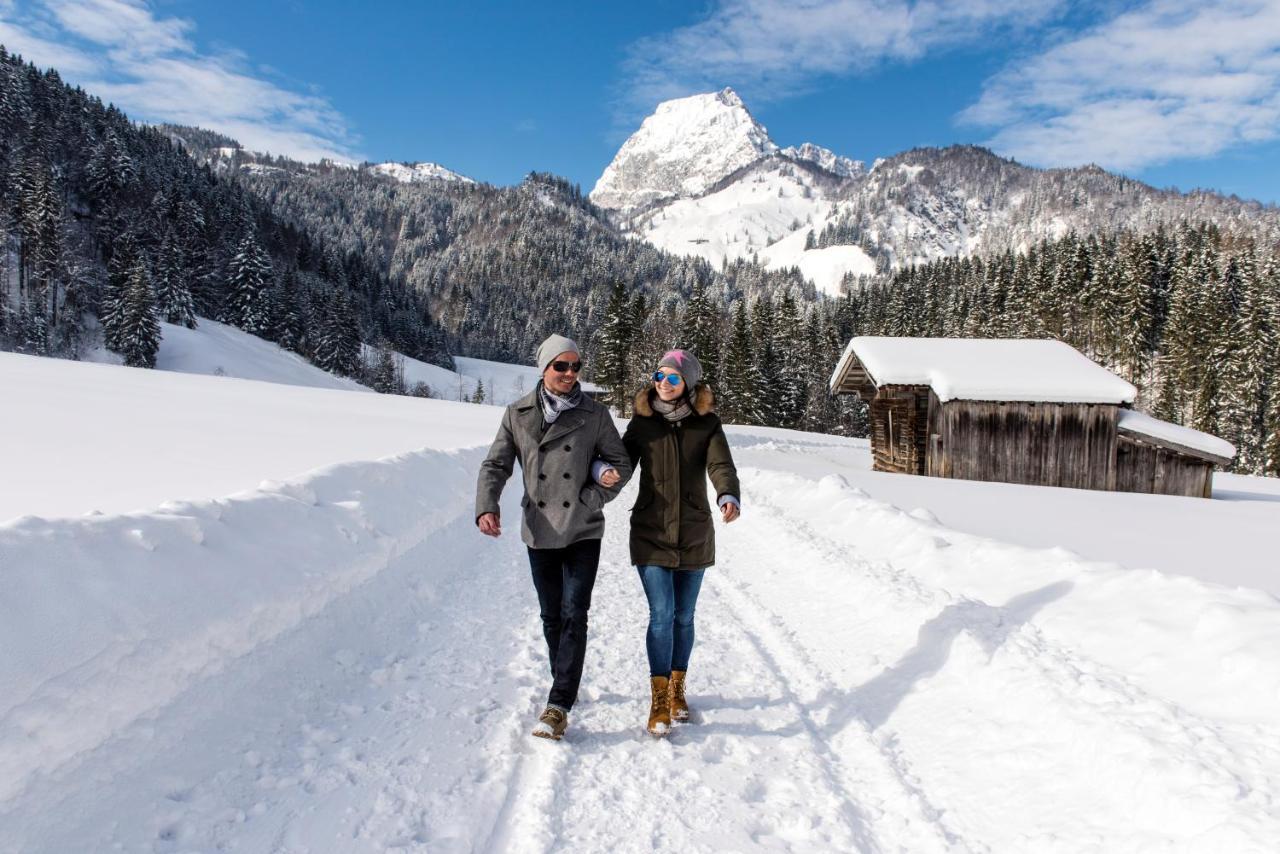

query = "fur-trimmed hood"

[633,384,715,417]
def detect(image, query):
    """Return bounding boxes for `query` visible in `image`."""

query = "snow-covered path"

[7,445,1280,852]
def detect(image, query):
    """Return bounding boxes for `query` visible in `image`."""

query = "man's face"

[542,351,581,394]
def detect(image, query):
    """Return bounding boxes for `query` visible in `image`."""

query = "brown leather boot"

[647,676,671,736]
[670,669,690,722]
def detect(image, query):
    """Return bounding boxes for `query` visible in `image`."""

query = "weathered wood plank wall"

[935,401,1119,490]
[1115,436,1214,498]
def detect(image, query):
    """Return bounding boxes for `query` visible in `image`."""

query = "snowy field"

[3,352,1280,852]
[86,315,599,408]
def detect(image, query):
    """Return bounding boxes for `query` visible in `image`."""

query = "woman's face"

[653,368,685,402]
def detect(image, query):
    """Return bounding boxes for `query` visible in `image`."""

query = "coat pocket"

[680,491,711,517]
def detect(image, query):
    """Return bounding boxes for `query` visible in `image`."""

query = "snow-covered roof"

[1116,409,1236,463]
[829,336,1138,404]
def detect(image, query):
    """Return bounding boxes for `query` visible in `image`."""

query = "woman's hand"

[721,502,740,523]
[599,467,621,488]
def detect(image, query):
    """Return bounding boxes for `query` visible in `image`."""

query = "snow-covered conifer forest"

[2,49,1278,474]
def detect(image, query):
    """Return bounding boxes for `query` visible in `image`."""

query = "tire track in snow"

[707,547,971,854]
[731,467,1280,848]
[490,500,883,853]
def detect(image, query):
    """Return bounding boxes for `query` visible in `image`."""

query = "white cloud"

[619,0,1066,112]
[960,0,1280,170]
[0,0,361,163]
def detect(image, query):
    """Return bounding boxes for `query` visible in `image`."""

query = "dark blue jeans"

[636,565,707,677]
[527,538,601,711]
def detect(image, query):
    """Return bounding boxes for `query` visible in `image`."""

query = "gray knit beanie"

[657,349,702,390]
[536,334,581,372]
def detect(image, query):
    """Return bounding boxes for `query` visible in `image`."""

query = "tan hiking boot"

[648,676,672,736]
[670,669,690,722]
[532,706,568,740]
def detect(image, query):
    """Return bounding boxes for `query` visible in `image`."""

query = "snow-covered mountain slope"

[368,161,474,184]
[166,126,471,185]
[81,314,591,407]
[86,317,370,393]
[593,89,1280,295]
[3,354,1279,851]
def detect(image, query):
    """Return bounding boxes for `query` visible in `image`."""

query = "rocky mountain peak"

[590,87,778,213]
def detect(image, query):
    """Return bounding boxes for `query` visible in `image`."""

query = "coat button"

[538,473,546,480]
[563,501,571,508]
[564,444,571,451]
[537,500,546,508]
[563,472,571,479]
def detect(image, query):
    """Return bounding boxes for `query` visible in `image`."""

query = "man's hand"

[478,512,502,537]
[599,467,621,488]
[721,502,740,523]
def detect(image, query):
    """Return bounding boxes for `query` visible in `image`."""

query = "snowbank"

[0,445,483,807]
[1,352,500,522]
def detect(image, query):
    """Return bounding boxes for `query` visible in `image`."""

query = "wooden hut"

[828,337,1235,498]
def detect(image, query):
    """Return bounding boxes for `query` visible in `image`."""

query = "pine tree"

[772,291,807,428]
[720,301,757,425]
[1264,385,1280,478]
[117,258,160,368]
[100,231,138,352]
[366,344,403,394]
[154,228,196,328]
[15,298,49,355]
[473,377,487,404]
[316,287,361,377]
[750,296,778,426]
[274,269,305,353]
[595,281,634,411]
[677,280,720,390]
[225,233,273,334]
[1228,253,1276,470]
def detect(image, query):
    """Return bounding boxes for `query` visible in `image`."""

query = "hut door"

[873,394,921,474]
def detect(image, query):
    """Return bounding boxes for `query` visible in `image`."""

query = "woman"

[598,350,740,736]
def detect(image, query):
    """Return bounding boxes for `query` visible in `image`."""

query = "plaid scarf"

[539,382,583,424]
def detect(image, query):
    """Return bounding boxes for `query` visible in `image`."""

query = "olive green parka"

[623,384,741,569]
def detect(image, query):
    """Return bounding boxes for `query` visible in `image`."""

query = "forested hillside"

[0,48,451,382]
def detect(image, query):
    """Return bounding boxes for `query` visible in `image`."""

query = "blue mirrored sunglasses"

[652,371,682,386]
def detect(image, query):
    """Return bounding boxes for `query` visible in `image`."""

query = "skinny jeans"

[636,564,706,677]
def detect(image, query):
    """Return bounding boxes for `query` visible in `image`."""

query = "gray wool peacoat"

[475,386,633,549]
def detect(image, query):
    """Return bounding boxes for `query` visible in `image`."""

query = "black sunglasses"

[550,360,582,373]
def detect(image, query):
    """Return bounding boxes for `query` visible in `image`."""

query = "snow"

[3,354,1279,851]
[781,142,864,179]
[1118,408,1236,461]
[590,87,778,212]
[369,161,474,185]
[832,335,1139,404]
[129,317,367,392]
[761,229,877,296]
[85,315,597,407]
[0,352,482,523]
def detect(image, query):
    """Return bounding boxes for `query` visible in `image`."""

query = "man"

[476,334,632,740]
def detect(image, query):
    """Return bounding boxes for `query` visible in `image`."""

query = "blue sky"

[3,0,1279,203]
